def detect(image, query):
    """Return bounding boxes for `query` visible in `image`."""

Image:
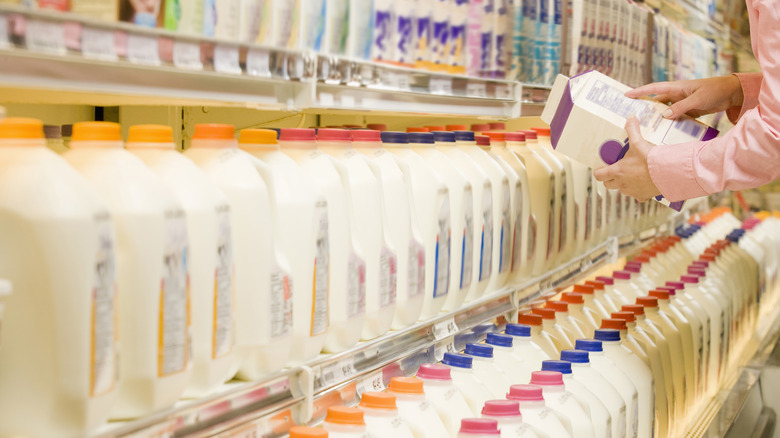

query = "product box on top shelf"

[541,70,719,211]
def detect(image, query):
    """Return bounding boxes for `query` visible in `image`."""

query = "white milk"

[359,392,415,438]
[0,119,118,437]
[387,377,450,438]
[0,279,9,349]
[589,278,621,315]
[534,308,575,351]
[323,406,370,438]
[184,124,292,380]
[127,125,234,398]
[464,343,515,398]
[482,400,541,437]
[353,130,425,330]
[277,128,366,354]
[66,122,191,419]
[417,363,475,436]
[547,301,587,344]
[238,129,329,362]
[504,323,553,377]
[317,129,396,341]
[518,313,560,359]
[610,271,644,306]
[561,292,600,335]
[507,385,573,437]
[485,332,537,385]
[529,370,596,438]
[443,352,498,415]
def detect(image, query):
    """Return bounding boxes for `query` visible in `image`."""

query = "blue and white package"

[347,0,374,59]
[431,0,451,69]
[371,0,395,61]
[521,0,537,81]
[492,0,511,78]
[481,0,496,76]
[394,0,416,65]
[414,0,434,67]
[449,0,469,73]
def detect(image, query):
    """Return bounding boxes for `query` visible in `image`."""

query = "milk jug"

[410,132,474,312]
[323,406,369,438]
[127,125,234,398]
[238,129,329,361]
[529,370,596,438]
[0,279,9,349]
[459,418,502,437]
[517,313,560,359]
[416,363,475,436]
[455,132,514,292]
[546,301,587,343]
[507,385,572,438]
[277,128,366,354]
[383,132,452,319]
[184,125,292,381]
[591,278,621,315]
[482,400,541,437]
[442,352,498,414]
[504,323,552,374]
[434,131,493,303]
[533,308,575,351]
[464,343,514,397]
[561,293,600,335]
[352,130,425,330]
[387,377,450,438]
[359,392,415,438]
[665,280,711,400]
[578,283,615,321]
[66,122,191,419]
[317,129,396,340]
[0,119,118,437]
[485,333,536,385]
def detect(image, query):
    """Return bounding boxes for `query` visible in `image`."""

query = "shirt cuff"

[647,140,709,202]
[726,72,763,124]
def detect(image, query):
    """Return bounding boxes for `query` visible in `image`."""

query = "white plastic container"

[323,406,370,438]
[238,129,329,362]
[289,426,328,438]
[533,308,575,351]
[435,131,493,304]
[459,418,503,437]
[278,128,366,353]
[529,370,596,438]
[317,129,396,340]
[417,363,476,436]
[383,132,452,319]
[184,124,292,380]
[507,385,573,438]
[66,122,192,419]
[484,333,536,385]
[0,119,118,437]
[464,343,514,396]
[358,392,415,438]
[561,292,600,335]
[353,130,425,330]
[387,377,450,438]
[127,125,235,399]
[504,323,553,375]
[443,352,498,415]
[517,313,560,359]
[410,132,474,313]
[546,301,587,345]
[482,400,541,437]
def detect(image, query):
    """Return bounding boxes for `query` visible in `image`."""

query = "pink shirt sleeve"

[725,72,763,124]
[646,0,780,202]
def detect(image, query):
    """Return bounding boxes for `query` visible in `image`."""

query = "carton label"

[311,200,330,336]
[213,204,234,358]
[434,193,452,298]
[269,267,292,339]
[91,212,117,396]
[159,210,190,377]
[512,182,523,271]
[500,183,512,273]
[479,185,494,282]
[379,246,398,308]
[347,253,367,318]
[460,187,474,291]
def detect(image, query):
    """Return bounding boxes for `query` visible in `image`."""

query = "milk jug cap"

[443,353,474,369]
[507,384,544,401]
[482,400,522,417]
[594,329,621,341]
[465,343,494,358]
[575,339,603,352]
[486,333,514,348]
[0,117,44,139]
[459,418,500,435]
[560,349,590,364]
[541,360,572,374]
[417,363,452,381]
[505,323,531,337]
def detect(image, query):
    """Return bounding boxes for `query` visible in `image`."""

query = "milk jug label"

[547,179,555,260]
[512,182,523,271]
[159,209,191,377]
[269,267,293,339]
[213,204,234,359]
[499,183,512,273]
[460,187,474,291]
[585,172,594,241]
[91,212,117,397]
[379,246,398,308]
[311,200,330,336]
[408,239,425,298]
[479,185,494,282]
[559,172,567,252]
[347,253,367,318]
[434,194,451,298]
[527,214,537,260]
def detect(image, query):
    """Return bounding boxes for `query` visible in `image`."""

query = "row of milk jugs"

[0,118,669,438]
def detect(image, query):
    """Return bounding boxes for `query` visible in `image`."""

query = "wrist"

[728,74,745,108]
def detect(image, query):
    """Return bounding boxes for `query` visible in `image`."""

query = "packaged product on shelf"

[322,0,349,55]
[238,0,265,42]
[467,0,486,77]
[479,0,495,77]
[507,385,573,437]
[521,0,538,81]
[164,0,204,34]
[358,392,415,438]
[71,0,119,22]
[490,0,512,78]
[347,0,374,59]
[371,0,395,62]
[300,0,327,51]
[449,0,468,73]
[127,124,235,398]
[387,377,451,437]
[0,118,118,437]
[541,70,719,211]
[391,0,416,66]
[431,0,451,70]
[414,0,434,68]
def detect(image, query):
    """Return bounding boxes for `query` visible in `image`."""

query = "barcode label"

[214,44,241,75]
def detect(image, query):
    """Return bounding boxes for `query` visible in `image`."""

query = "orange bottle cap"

[325,406,365,425]
[484,132,506,142]
[446,124,468,131]
[531,127,551,136]
[127,124,174,143]
[387,377,425,394]
[359,392,397,410]
[601,318,627,330]
[72,122,121,141]
[532,308,556,320]
[573,284,595,294]
[546,301,569,312]
[0,117,45,139]
[518,313,543,326]
[239,129,278,145]
[289,426,328,438]
[192,124,235,140]
[611,311,636,323]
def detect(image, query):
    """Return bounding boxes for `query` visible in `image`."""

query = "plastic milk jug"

[417,363,475,436]
[507,385,573,438]
[359,392,415,438]
[387,377,450,438]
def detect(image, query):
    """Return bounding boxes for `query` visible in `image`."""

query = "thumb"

[625,116,644,146]
[662,95,701,119]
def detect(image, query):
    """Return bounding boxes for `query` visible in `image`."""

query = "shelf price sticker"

[214,44,241,75]
[26,19,65,55]
[247,48,271,77]
[0,14,9,48]
[430,77,453,95]
[82,26,117,61]
[495,84,512,99]
[173,40,202,70]
[433,317,459,341]
[127,33,160,66]
[357,370,385,396]
[320,357,357,387]
[434,337,457,362]
[466,81,488,98]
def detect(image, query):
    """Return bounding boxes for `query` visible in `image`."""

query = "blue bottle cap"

[560,349,590,364]
[442,352,473,369]
[431,131,456,142]
[465,343,494,359]
[408,132,435,144]
[505,323,531,337]
[485,333,514,348]
[541,360,572,374]
[575,339,603,352]
[380,131,408,144]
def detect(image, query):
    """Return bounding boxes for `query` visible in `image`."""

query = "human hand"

[594,116,661,202]
[625,75,744,120]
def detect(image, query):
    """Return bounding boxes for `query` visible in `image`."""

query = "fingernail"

[662,109,672,118]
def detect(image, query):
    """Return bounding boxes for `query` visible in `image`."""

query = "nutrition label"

[91,212,117,397]
[480,185,494,283]
[434,194,451,298]
[269,268,292,339]
[500,185,512,273]
[408,239,426,298]
[160,209,190,377]
[311,200,330,336]
[460,188,474,292]
[513,184,524,271]
[213,204,233,358]
[347,253,366,318]
[585,79,661,129]
[379,246,397,308]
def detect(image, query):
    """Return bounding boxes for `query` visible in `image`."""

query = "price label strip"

[81,26,117,61]
[466,81,488,98]
[320,357,357,387]
[434,337,458,362]
[0,14,10,48]
[495,84,512,99]
[357,370,386,396]
[173,40,202,70]
[433,317,459,341]
[214,44,241,75]
[127,33,161,66]
[247,48,271,77]
[26,19,65,54]
[430,77,453,95]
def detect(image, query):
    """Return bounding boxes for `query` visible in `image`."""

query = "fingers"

[624,116,643,145]
[593,165,617,183]
[625,82,676,99]
[662,97,701,119]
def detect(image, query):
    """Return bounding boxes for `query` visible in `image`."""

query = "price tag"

[495,84,512,99]
[26,19,65,54]
[466,82,488,98]
[0,15,9,48]
[173,40,202,70]
[430,77,453,95]
[214,44,241,75]
[434,337,457,361]
[357,371,385,395]
[247,48,271,77]
[607,236,619,264]
[81,26,117,61]
[395,72,411,91]
[318,91,335,108]
[321,357,356,386]
[127,33,160,66]
[433,317,459,340]
[379,70,397,89]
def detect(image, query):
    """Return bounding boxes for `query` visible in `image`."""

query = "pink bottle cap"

[636,296,659,307]
[681,275,700,284]
[459,418,500,435]
[317,128,351,142]
[470,124,491,132]
[665,281,684,289]
[622,304,646,315]
[633,254,651,263]
[692,260,710,268]
[476,135,491,146]
[530,371,564,386]
[279,128,315,141]
[688,267,706,276]
[623,264,641,274]
[417,364,451,381]
[505,132,526,142]
[482,400,522,417]
[656,286,677,296]
[520,130,538,139]
[562,292,584,304]
[613,271,632,280]
[351,130,381,142]
[649,290,670,300]
[507,384,544,401]
[595,276,614,285]
[366,123,387,131]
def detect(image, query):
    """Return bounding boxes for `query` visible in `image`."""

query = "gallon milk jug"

[184,124,292,380]
[561,292,600,335]
[546,301,587,343]
[664,280,710,401]
[0,118,118,437]
[533,308,575,351]
[387,377,450,438]
[507,385,572,438]
[504,323,552,378]
[317,129,396,341]
[359,392,415,438]
[464,343,514,398]
[289,426,328,437]
[417,363,475,436]
[278,128,366,354]
[529,370,596,438]
[383,132,451,320]
[352,130,425,330]
[126,125,234,398]
[434,131,493,304]
[65,122,192,419]
[410,132,474,313]
[323,406,369,438]
[590,278,621,315]
[517,313,559,359]
[541,360,612,438]
[485,333,536,385]
[238,129,329,362]
[442,352,498,414]
[459,418,502,437]
[456,132,515,291]
[482,400,541,437]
